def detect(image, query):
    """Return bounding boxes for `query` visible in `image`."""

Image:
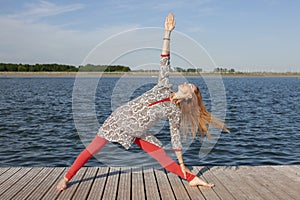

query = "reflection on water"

[0,76,299,167]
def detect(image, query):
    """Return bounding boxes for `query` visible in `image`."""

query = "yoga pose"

[57,13,229,191]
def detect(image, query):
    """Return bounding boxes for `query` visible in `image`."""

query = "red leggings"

[65,135,195,182]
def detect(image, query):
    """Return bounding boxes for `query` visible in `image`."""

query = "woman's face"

[174,83,196,99]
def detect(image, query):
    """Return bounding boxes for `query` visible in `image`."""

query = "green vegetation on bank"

[0,63,298,76]
[173,67,203,73]
[0,63,131,72]
[0,63,78,72]
[78,64,130,72]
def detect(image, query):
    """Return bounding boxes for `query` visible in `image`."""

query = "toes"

[189,182,215,188]
[206,183,215,188]
[57,187,63,191]
[57,185,67,191]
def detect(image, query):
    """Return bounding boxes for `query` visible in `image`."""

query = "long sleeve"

[158,56,170,86]
[168,108,182,150]
[158,29,172,87]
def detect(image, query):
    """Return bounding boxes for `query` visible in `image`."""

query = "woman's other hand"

[180,163,192,179]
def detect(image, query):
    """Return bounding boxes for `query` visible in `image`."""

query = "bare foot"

[189,177,215,188]
[56,177,69,191]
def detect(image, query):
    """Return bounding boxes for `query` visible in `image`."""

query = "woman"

[57,13,229,190]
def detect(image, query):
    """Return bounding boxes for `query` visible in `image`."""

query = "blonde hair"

[175,86,229,139]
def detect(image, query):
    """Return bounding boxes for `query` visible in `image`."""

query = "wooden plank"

[143,167,161,200]
[40,167,70,200]
[234,166,281,200]
[292,165,300,170]
[271,165,300,182]
[0,166,298,200]
[0,167,10,176]
[154,168,175,200]
[217,167,262,200]
[246,166,294,200]
[11,167,54,200]
[72,167,99,200]
[209,167,252,200]
[101,167,120,200]
[0,167,21,185]
[181,177,206,200]
[251,166,299,200]
[289,165,300,179]
[192,166,221,200]
[288,165,300,176]
[0,167,31,196]
[25,167,65,200]
[200,167,236,200]
[117,167,131,200]
[131,167,145,200]
[221,166,266,200]
[55,167,87,200]
[0,167,42,200]
[167,171,190,199]
[87,167,109,200]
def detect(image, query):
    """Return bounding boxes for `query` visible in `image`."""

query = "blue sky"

[0,0,299,72]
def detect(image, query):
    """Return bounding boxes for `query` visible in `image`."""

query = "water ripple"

[0,77,299,167]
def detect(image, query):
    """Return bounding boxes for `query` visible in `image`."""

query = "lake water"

[0,76,299,167]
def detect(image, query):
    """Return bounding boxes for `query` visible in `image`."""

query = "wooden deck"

[0,165,299,200]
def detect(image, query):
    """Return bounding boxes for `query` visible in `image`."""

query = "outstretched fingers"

[165,13,176,31]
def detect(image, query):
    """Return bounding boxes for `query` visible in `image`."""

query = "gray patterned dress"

[97,56,182,150]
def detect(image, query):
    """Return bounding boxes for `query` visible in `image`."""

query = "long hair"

[176,86,230,139]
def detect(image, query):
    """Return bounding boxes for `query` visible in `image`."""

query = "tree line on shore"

[169,67,235,73]
[0,63,234,73]
[171,67,236,73]
[1,63,297,75]
[0,63,131,72]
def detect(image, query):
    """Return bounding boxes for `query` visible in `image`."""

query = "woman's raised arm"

[158,13,176,86]
[162,13,176,55]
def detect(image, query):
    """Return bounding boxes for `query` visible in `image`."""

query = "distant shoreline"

[0,71,299,77]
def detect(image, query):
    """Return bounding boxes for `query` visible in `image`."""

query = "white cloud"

[0,1,139,65]
[9,0,85,21]
[1,0,297,71]
[0,15,140,65]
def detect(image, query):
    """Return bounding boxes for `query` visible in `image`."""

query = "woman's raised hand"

[165,13,176,32]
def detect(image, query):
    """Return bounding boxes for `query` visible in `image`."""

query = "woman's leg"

[57,135,108,190]
[65,135,108,180]
[134,138,195,182]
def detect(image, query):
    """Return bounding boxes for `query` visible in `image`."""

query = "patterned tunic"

[97,56,182,150]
